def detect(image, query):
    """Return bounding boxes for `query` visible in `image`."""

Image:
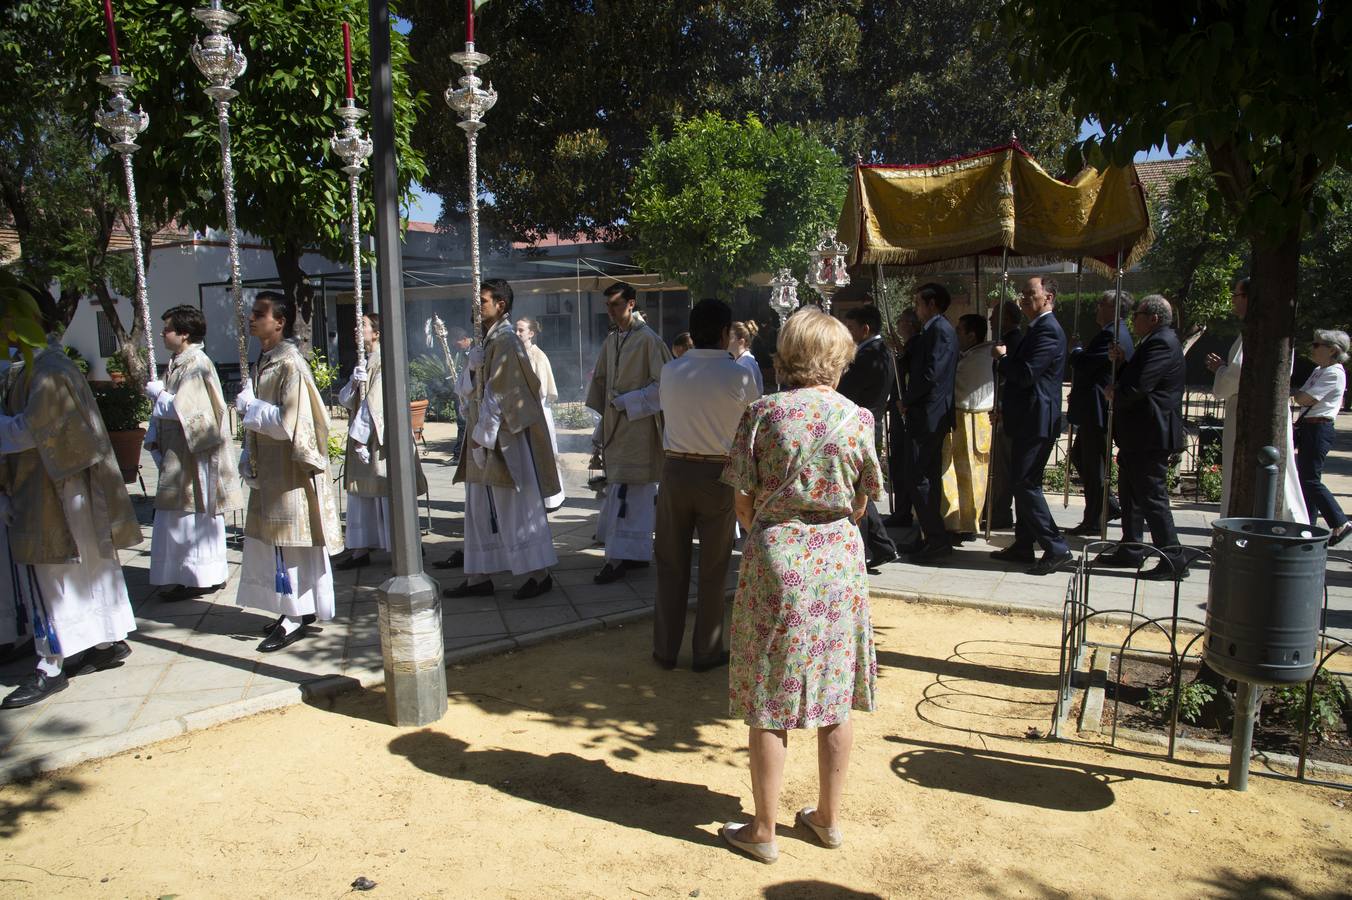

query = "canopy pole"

[1100,248,1126,541]
[983,246,1010,542]
[874,262,902,515]
[973,255,982,316]
[1063,258,1083,508]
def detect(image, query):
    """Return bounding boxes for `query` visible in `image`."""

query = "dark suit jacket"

[902,315,958,437]
[1112,326,1185,453]
[998,311,1067,440]
[837,336,896,420]
[1067,322,1133,430]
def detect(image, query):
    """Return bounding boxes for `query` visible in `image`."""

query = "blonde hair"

[773,309,855,388]
[731,320,759,343]
[517,316,541,337]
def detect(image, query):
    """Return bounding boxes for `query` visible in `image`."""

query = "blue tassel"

[26,566,59,657]
[275,547,293,596]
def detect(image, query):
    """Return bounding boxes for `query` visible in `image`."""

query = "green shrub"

[327,432,345,462]
[1199,442,1224,503]
[1144,680,1217,725]
[1269,671,1350,736]
[308,350,339,394]
[553,401,595,429]
[91,383,151,431]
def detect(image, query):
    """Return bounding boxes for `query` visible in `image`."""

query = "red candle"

[102,0,120,67]
[342,22,354,99]
[466,0,474,44]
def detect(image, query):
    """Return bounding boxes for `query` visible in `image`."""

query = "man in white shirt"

[652,299,759,671]
[940,314,995,538]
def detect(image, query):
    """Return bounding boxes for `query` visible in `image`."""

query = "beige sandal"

[720,822,779,863]
[796,807,843,848]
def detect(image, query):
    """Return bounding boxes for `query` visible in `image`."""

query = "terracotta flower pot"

[409,399,429,435]
[107,427,146,484]
[109,372,126,385]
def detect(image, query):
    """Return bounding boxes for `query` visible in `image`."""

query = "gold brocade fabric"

[453,319,562,497]
[838,146,1153,274]
[585,313,671,485]
[341,347,427,498]
[152,345,243,514]
[940,410,993,534]
[0,348,141,564]
[243,341,342,553]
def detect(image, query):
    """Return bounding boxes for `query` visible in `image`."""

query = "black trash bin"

[1204,518,1329,685]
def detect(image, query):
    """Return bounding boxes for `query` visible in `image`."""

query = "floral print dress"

[722,386,882,730]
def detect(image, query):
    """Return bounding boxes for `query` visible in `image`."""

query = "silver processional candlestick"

[191,0,249,386]
[445,42,497,345]
[95,66,156,377]
[333,101,374,401]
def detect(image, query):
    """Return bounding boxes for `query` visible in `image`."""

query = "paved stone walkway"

[1,415,1349,782]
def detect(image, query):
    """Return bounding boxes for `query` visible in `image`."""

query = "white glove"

[350,364,367,385]
[235,384,256,414]
[356,443,371,464]
[467,346,485,372]
[144,379,165,401]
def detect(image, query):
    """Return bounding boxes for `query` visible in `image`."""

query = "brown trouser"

[652,457,736,666]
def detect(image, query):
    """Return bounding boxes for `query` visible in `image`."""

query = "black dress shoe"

[258,621,309,653]
[335,553,371,571]
[1138,560,1188,581]
[1091,549,1141,568]
[866,550,899,569]
[162,584,218,602]
[2,671,69,708]
[990,545,1036,563]
[261,613,316,636]
[71,641,132,676]
[1064,521,1099,537]
[692,651,731,673]
[513,574,554,600]
[431,550,465,570]
[594,559,646,584]
[1027,550,1074,576]
[443,578,495,598]
[0,637,35,666]
[1331,524,1351,547]
[911,542,954,565]
[652,653,677,671]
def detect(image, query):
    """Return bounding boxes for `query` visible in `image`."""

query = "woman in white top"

[1293,329,1350,544]
[729,320,765,395]
[515,317,567,511]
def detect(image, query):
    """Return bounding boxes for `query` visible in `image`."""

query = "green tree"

[1140,155,1245,330]
[404,0,1075,244]
[1298,167,1352,339]
[1000,0,1352,517]
[2,0,425,361]
[628,114,845,299]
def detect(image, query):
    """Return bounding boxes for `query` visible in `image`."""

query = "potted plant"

[105,352,128,384]
[407,374,430,436]
[91,383,151,483]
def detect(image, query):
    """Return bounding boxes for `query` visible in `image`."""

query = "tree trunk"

[1229,232,1301,518]
[89,280,150,386]
[272,239,315,352]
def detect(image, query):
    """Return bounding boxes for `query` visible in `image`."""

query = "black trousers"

[858,500,898,564]
[653,458,736,666]
[887,411,915,523]
[1071,425,1119,527]
[1010,435,1068,554]
[1117,448,1182,562]
[904,428,949,546]
[1295,420,1348,529]
[988,422,1015,526]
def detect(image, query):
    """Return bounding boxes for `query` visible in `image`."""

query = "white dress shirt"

[658,349,760,455]
[1299,365,1347,419]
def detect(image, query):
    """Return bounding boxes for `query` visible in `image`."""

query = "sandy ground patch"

[0,601,1348,898]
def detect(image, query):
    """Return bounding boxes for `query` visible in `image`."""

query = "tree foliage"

[404,0,1075,243]
[999,0,1352,518]
[1,1,425,357]
[628,114,845,299]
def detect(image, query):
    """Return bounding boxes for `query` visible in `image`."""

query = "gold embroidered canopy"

[837,143,1153,274]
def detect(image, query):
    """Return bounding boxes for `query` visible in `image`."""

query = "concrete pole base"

[377,573,448,726]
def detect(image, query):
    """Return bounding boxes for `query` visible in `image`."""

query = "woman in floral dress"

[719,309,881,863]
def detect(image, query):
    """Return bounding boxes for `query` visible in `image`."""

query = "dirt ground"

[1,601,1348,899]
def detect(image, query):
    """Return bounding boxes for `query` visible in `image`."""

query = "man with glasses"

[1099,295,1188,580]
[586,282,672,584]
[991,276,1072,575]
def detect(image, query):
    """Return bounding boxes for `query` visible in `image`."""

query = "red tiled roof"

[1135,159,1191,199]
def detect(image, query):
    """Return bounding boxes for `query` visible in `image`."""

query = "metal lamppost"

[806,230,851,315]
[368,0,447,726]
[95,65,156,376]
[191,0,250,384]
[768,267,800,326]
[444,38,497,342]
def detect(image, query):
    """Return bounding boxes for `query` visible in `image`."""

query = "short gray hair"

[1100,289,1133,313]
[1315,329,1350,364]
[1136,294,1172,327]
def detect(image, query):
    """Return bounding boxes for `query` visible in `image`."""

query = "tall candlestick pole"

[102,0,121,66]
[95,65,155,377]
[191,1,249,386]
[445,40,497,344]
[343,22,354,99]
[466,0,475,44]
[333,99,373,400]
